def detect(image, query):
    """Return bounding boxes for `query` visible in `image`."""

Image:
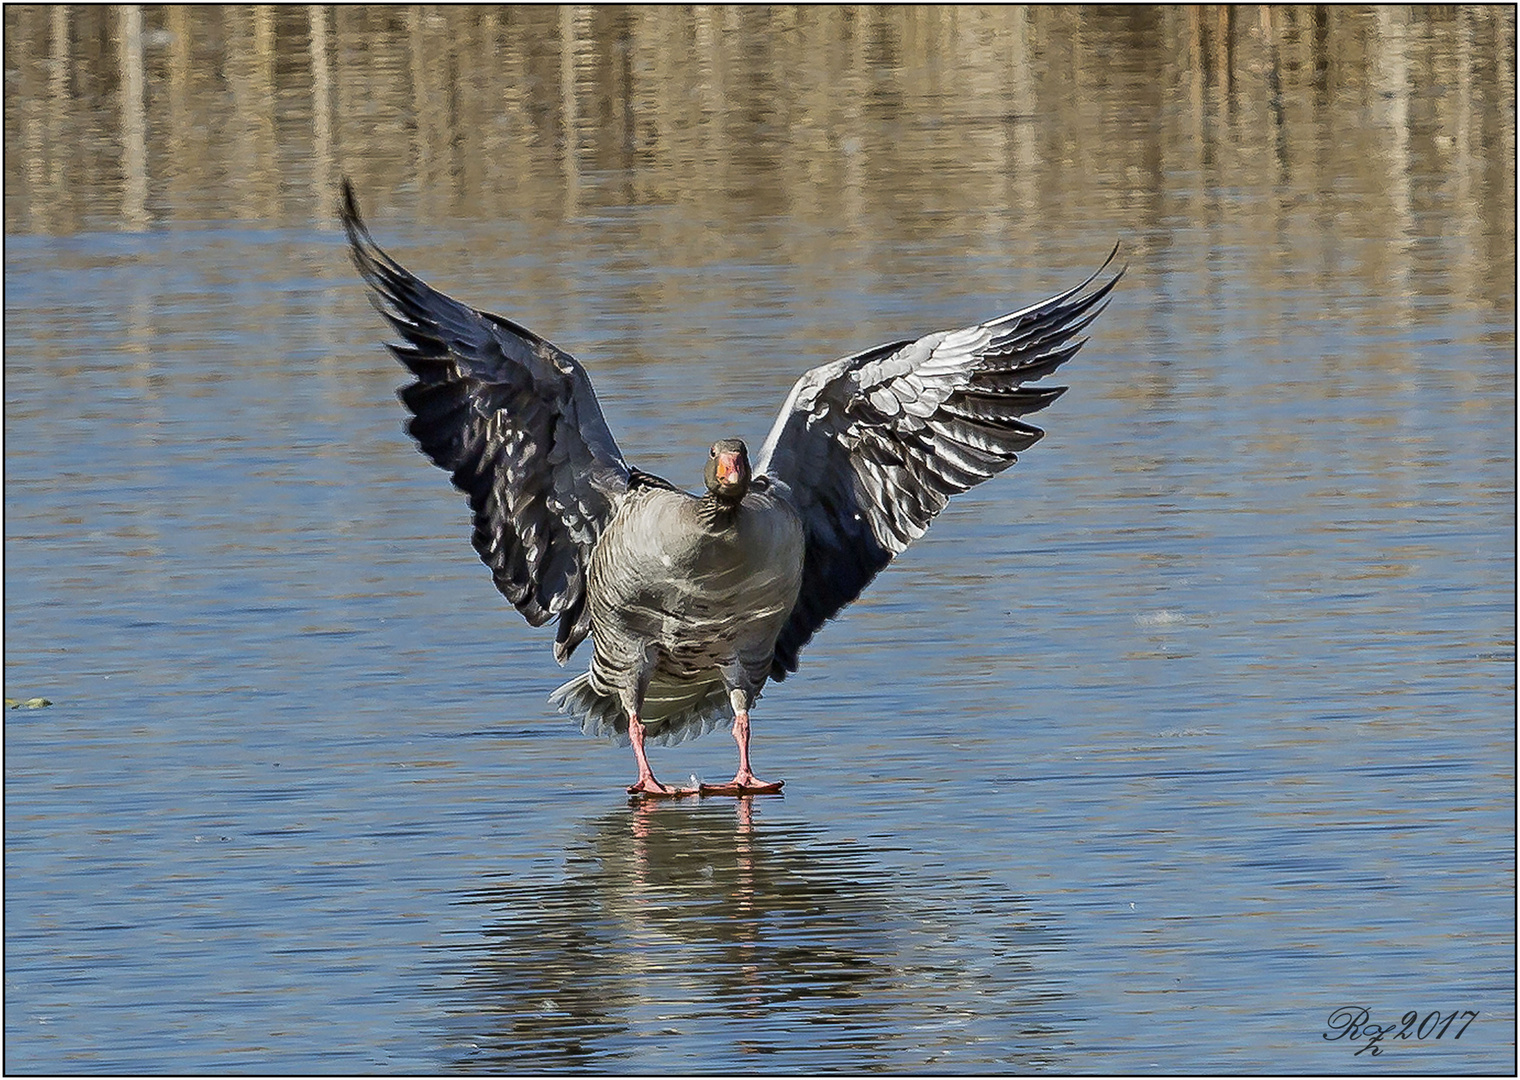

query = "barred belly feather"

[551,483,804,744]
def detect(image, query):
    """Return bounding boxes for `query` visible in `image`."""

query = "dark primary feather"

[757,246,1124,679]
[339,180,632,663]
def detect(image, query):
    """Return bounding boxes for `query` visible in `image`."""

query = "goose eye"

[710,447,717,457]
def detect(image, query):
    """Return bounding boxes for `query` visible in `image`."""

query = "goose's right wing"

[341,181,631,663]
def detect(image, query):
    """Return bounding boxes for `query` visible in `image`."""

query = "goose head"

[704,438,751,505]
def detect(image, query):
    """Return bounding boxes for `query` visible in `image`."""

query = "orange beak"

[715,452,742,485]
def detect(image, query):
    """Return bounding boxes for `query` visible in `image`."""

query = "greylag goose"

[340,181,1122,797]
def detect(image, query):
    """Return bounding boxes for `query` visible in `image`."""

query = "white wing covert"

[341,182,632,663]
[757,247,1124,678]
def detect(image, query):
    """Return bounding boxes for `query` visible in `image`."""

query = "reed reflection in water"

[440,799,1068,1072]
[5,5,1515,321]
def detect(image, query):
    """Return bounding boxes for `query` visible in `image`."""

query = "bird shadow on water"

[427,799,1077,1072]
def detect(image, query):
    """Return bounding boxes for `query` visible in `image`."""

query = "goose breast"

[587,484,805,685]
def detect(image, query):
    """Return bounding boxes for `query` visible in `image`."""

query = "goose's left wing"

[756,247,1124,679]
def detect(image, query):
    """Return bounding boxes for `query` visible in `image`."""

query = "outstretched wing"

[341,180,632,663]
[757,247,1123,679]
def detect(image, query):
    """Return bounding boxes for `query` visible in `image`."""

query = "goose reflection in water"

[437,802,1072,1071]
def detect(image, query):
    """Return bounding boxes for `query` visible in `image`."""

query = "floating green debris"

[6,697,53,709]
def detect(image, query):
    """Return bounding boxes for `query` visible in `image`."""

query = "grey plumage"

[553,474,804,744]
[341,180,1121,762]
[340,184,629,667]
[757,247,1122,678]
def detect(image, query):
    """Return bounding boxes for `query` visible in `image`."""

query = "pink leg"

[699,709,783,796]
[626,713,695,798]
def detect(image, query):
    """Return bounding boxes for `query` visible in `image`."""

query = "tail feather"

[549,672,733,746]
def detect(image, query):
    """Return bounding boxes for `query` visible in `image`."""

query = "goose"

[340,181,1122,797]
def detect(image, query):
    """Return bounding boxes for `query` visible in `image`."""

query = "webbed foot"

[626,776,699,798]
[698,772,784,797]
